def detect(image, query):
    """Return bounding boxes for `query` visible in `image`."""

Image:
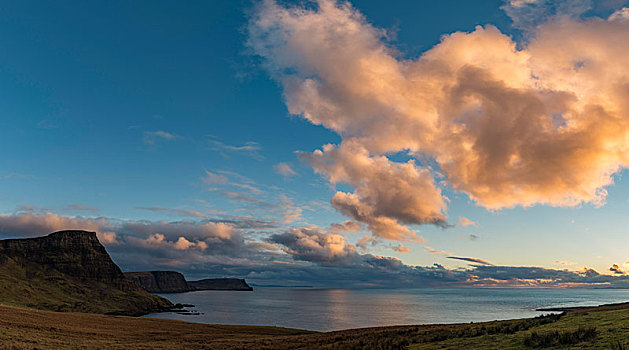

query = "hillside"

[0,231,173,316]
[0,302,628,349]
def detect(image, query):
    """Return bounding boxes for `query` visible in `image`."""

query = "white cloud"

[142,130,178,145]
[207,138,264,160]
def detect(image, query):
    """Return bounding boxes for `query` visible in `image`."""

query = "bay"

[145,287,629,332]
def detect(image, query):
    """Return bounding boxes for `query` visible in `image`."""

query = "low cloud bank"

[1,212,627,287]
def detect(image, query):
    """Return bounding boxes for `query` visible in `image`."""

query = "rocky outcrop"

[188,278,253,291]
[126,271,254,293]
[125,271,189,293]
[1,231,132,290]
[0,230,174,316]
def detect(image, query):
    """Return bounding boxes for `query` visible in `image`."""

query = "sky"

[1,0,629,288]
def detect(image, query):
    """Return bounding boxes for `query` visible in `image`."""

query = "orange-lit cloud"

[610,263,626,275]
[392,244,411,253]
[303,140,447,239]
[268,226,359,265]
[329,220,361,234]
[423,246,449,255]
[249,0,629,239]
[0,212,118,244]
[458,217,478,227]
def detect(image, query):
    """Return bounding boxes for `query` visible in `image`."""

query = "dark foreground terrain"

[0,231,172,315]
[1,302,628,349]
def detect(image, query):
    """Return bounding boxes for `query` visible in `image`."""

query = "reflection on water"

[145,287,629,331]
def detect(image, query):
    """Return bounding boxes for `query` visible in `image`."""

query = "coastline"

[1,300,627,349]
[143,287,629,332]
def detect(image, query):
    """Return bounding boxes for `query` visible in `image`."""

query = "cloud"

[501,0,593,30]
[610,263,626,274]
[356,235,372,251]
[465,234,480,241]
[1,212,629,288]
[201,170,229,185]
[609,7,629,21]
[447,256,494,265]
[555,260,577,266]
[249,0,629,240]
[392,244,411,253]
[207,138,264,160]
[143,130,178,145]
[265,226,629,288]
[274,162,298,177]
[303,141,447,240]
[223,191,267,204]
[281,206,303,224]
[1,173,35,181]
[458,217,478,227]
[202,170,263,194]
[131,233,207,251]
[423,246,448,255]
[64,204,98,212]
[14,204,48,213]
[268,226,360,266]
[329,220,361,234]
[0,212,118,244]
[136,206,207,218]
[0,212,254,258]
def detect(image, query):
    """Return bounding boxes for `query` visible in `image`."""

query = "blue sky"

[1,0,629,287]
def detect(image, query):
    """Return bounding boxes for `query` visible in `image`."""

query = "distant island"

[125,270,253,293]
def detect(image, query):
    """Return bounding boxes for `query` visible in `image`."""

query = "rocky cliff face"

[188,278,253,291]
[0,231,173,315]
[1,231,131,290]
[125,271,189,293]
[126,272,254,292]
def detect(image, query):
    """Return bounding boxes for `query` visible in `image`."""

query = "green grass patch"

[523,326,597,347]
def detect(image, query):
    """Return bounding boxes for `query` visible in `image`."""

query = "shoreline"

[1,300,628,349]
[536,301,629,312]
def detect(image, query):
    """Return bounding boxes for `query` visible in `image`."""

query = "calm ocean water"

[145,288,629,331]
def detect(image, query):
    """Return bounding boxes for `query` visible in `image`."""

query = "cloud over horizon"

[0,211,628,288]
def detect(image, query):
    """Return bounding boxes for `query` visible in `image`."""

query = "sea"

[145,287,629,332]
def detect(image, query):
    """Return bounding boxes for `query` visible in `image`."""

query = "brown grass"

[0,304,313,349]
[1,302,629,349]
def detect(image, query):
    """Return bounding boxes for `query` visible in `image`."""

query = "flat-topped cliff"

[125,271,189,293]
[1,231,130,289]
[125,271,253,292]
[0,230,173,315]
[188,278,253,291]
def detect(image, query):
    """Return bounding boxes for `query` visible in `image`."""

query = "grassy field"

[1,302,628,349]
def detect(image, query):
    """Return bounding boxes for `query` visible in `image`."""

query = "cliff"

[126,271,254,292]
[124,271,189,293]
[0,230,173,315]
[188,278,253,291]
